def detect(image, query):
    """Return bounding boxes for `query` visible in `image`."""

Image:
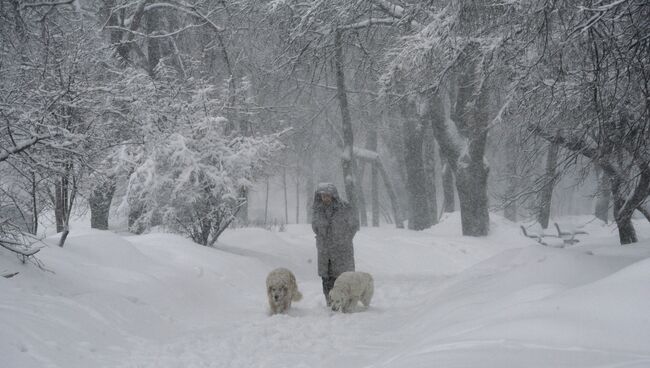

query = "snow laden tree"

[512,0,650,244]
[267,0,423,227]
[267,0,398,218]
[382,1,515,236]
[123,71,284,246]
[1,1,126,247]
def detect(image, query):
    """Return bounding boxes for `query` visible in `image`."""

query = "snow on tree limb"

[18,0,74,9]
[371,0,423,30]
[352,147,380,162]
[0,134,57,163]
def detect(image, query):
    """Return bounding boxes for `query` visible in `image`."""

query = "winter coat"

[311,183,360,278]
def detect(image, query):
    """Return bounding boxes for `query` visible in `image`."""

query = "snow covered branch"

[338,18,399,31]
[19,0,74,9]
[0,133,59,163]
[371,0,423,30]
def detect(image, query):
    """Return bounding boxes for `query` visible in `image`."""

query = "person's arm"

[350,207,360,233]
[312,208,327,236]
[344,203,360,235]
[311,209,319,234]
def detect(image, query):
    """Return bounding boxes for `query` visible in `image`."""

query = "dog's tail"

[292,289,303,302]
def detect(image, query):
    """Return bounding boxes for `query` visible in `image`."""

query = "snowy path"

[2,214,650,368]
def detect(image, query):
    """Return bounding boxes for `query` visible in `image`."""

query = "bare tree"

[516,0,649,244]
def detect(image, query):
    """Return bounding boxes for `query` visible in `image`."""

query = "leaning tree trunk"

[537,141,559,229]
[89,176,116,230]
[334,30,357,214]
[613,198,637,244]
[400,101,432,230]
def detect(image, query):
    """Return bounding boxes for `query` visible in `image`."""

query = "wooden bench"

[554,222,588,245]
[520,225,556,246]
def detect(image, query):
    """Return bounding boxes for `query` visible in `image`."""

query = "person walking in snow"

[311,183,360,305]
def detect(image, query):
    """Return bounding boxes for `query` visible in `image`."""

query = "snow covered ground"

[1,213,649,368]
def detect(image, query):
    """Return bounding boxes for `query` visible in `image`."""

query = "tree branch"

[371,0,423,31]
[19,0,74,9]
[0,133,57,162]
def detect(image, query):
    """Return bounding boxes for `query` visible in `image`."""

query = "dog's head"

[268,284,289,304]
[329,288,346,312]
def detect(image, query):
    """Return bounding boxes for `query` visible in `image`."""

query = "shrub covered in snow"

[122,68,285,245]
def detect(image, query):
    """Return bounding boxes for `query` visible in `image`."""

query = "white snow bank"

[1,213,649,368]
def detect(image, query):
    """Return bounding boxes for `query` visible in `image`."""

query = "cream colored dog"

[329,271,374,313]
[266,268,302,315]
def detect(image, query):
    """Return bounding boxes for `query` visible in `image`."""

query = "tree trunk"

[429,99,455,215]
[424,129,438,225]
[55,164,77,247]
[594,167,611,223]
[503,140,519,222]
[538,142,559,229]
[502,149,519,223]
[376,159,404,228]
[455,159,490,236]
[54,176,68,234]
[295,169,300,224]
[89,177,116,230]
[611,176,638,244]
[30,171,38,235]
[58,225,70,248]
[283,166,289,224]
[356,161,368,226]
[128,203,146,234]
[434,42,491,236]
[503,184,518,222]
[441,157,455,213]
[367,130,380,227]
[145,8,162,77]
[637,203,650,223]
[615,215,637,245]
[334,30,357,216]
[400,102,432,230]
[306,164,314,223]
[238,187,249,224]
[264,177,269,225]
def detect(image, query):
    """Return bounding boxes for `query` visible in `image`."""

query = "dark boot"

[322,276,336,306]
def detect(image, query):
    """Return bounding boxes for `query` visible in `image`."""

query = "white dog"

[329,271,374,313]
[266,268,302,315]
